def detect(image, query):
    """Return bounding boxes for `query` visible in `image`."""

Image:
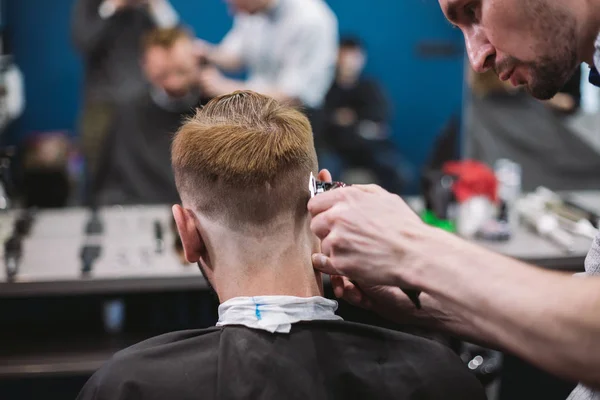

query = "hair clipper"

[308,173,422,309]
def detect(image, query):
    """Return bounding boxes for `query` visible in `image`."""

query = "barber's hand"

[329,274,463,335]
[198,67,238,98]
[309,184,432,288]
[328,275,426,323]
[333,108,357,127]
[193,39,214,63]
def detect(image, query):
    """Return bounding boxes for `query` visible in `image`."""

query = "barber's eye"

[464,3,478,21]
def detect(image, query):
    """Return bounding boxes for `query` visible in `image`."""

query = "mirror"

[463,60,600,192]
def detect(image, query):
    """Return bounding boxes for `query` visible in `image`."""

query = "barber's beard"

[523,0,579,99]
[526,53,577,99]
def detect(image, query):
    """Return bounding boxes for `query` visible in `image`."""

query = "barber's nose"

[464,29,495,73]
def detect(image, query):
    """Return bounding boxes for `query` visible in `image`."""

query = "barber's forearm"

[203,78,292,102]
[404,229,600,388]
[148,0,179,28]
[403,292,495,346]
[239,83,299,105]
[71,1,119,54]
[208,49,243,73]
[254,88,299,106]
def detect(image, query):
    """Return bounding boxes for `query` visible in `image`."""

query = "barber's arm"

[308,185,600,389]
[199,18,247,73]
[71,0,128,55]
[147,0,179,28]
[199,20,337,104]
[256,21,338,105]
[72,0,173,55]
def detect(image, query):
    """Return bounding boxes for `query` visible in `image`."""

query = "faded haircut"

[171,91,318,227]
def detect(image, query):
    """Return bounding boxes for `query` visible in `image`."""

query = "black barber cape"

[77,321,486,400]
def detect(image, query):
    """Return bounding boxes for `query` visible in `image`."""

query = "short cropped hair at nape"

[171,91,318,227]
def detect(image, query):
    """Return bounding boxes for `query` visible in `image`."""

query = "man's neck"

[337,74,359,88]
[213,248,322,303]
[204,224,322,303]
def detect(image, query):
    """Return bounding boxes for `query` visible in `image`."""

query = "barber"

[308,1,600,399]
[195,0,337,135]
[71,0,179,203]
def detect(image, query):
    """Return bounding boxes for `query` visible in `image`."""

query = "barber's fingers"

[193,38,212,57]
[337,276,373,310]
[310,211,332,240]
[316,257,371,309]
[351,184,386,194]
[319,232,337,259]
[308,188,347,217]
[330,275,345,298]
[307,184,386,217]
[317,169,332,183]
[312,253,341,276]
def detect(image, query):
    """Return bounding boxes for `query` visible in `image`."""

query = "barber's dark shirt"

[71,0,156,103]
[96,92,209,205]
[77,321,486,400]
[324,78,390,124]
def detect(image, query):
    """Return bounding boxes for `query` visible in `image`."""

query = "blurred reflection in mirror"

[21,133,71,208]
[72,0,180,204]
[93,27,211,206]
[464,65,600,192]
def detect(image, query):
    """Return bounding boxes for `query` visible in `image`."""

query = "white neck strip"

[217,296,343,334]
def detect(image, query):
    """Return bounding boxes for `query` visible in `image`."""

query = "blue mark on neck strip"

[253,298,262,320]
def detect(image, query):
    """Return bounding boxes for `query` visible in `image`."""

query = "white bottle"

[494,159,522,229]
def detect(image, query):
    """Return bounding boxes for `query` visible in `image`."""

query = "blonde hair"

[143,26,193,51]
[171,91,318,226]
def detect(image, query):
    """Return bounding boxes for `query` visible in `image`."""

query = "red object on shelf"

[442,160,498,203]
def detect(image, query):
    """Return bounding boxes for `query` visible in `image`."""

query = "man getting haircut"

[77,91,486,400]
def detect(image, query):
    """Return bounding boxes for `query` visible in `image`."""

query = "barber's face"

[337,48,366,80]
[144,39,199,98]
[439,0,579,100]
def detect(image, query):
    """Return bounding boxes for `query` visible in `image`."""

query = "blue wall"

[6,0,464,190]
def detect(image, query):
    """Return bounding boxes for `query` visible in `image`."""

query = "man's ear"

[317,169,332,183]
[172,205,204,264]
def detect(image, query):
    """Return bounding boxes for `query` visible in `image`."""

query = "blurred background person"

[0,55,25,134]
[20,133,71,209]
[94,27,211,206]
[321,37,406,194]
[71,0,179,203]
[195,0,338,150]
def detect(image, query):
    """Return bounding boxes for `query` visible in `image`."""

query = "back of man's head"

[172,91,318,230]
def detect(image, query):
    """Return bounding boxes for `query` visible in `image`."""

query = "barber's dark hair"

[340,36,364,50]
[143,25,195,51]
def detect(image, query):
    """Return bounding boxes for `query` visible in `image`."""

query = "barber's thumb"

[312,253,340,276]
